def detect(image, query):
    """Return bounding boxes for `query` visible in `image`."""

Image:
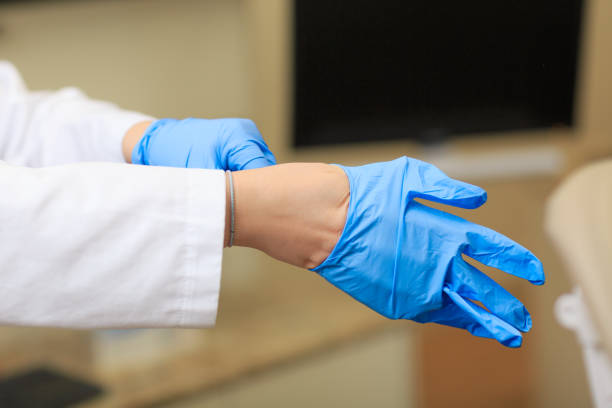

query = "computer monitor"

[293,0,584,146]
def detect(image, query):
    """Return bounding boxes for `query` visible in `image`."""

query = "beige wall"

[0,0,252,119]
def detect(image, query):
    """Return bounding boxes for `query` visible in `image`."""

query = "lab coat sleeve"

[0,160,225,328]
[0,61,153,166]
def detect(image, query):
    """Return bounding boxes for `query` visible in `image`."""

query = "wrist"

[231,163,349,269]
[122,120,153,163]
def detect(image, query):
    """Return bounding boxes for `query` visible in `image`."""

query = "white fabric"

[0,61,225,327]
[0,61,153,166]
[545,160,612,355]
[555,289,612,408]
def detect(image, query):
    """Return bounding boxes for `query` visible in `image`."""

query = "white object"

[546,160,612,355]
[0,61,225,328]
[556,289,612,408]
[546,160,612,408]
[0,61,152,166]
[423,145,564,181]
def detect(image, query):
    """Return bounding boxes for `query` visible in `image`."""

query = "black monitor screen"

[293,0,583,146]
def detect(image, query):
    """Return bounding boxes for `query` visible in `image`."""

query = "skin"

[123,122,350,269]
[122,120,153,163]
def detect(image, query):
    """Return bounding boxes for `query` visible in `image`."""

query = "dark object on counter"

[0,367,102,408]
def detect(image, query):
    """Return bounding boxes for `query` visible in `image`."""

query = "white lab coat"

[0,61,224,328]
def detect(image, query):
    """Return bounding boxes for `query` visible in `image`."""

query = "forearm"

[121,119,345,268]
[121,118,348,269]
[227,163,349,269]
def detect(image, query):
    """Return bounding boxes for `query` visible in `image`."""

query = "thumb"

[406,157,487,209]
[223,119,277,170]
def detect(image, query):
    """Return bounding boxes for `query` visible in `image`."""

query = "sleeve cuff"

[103,109,154,163]
[177,169,226,326]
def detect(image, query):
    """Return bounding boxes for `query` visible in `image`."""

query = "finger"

[413,302,499,341]
[227,144,277,170]
[224,119,277,170]
[448,257,532,332]
[411,290,524,347]
[443,286,523,347]
[405,157,487,209]
[462,224,545,285]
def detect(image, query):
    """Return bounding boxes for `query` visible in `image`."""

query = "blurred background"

[0,0,610,406]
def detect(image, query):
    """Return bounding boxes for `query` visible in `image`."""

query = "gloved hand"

[312,157,545,347]
[131,118,276,170]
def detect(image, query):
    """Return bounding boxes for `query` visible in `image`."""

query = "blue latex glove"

[131,118,276,170]
[312,157,545,347]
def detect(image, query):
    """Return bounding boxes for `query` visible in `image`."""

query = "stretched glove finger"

[462,224,545,285]
[443,286,523,347]
[406,158,487,209]
[413,302,496,340]
[448,257,532,332]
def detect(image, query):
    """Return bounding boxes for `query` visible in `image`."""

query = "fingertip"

[506,303,532,333]
[470,186,488,206]
[528,258,546,285]
[480,190,488,205]
[520,308,532,332]
[471,190,487,209]
[502,334,523,348]
[454,185,488,209]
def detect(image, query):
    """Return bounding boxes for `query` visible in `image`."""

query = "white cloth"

[0,61,151,166]
[0,61,225,327]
